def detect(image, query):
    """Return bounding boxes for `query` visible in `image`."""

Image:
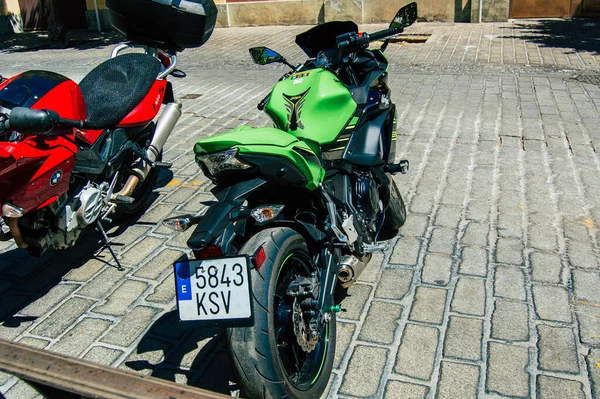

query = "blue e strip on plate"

[175,261,192,301]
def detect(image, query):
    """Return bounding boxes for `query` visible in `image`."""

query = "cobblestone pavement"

[1,19,600,399]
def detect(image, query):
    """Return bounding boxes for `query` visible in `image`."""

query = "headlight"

[196,148,252,175]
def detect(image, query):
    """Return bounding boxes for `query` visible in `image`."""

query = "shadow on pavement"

[126,311,242,396]
[0,30,126,53]
[503,18,600,55]
[0,172,171,324]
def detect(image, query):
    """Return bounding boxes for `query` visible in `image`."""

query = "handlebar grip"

[369,26,403,42]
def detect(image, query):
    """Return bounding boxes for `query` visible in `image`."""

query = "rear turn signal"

[250,205,284,223]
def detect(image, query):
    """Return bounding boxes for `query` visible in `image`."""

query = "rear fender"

[186,178,267,251]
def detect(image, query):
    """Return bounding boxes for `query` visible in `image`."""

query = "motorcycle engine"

[59,182,105,232]
[352,172,381,237]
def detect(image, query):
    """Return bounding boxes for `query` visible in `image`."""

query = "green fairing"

[194,126,324,190]
[265,69,357,144]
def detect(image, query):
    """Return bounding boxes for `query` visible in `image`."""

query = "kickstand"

[96,221,124,271]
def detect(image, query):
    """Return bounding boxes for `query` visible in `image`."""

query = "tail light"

[193,245,223,260]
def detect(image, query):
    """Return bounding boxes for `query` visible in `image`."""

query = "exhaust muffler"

[115,101,182,198]
[337,254,372,288]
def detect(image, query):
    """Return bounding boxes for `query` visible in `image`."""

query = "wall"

[0,0,23,35]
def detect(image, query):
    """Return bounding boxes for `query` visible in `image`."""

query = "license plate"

[174,256,253,326]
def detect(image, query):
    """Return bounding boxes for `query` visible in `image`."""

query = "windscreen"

[295,21,358,58]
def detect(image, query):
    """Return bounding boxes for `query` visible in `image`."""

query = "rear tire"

[227,228,336,399]
[379,177,406,241]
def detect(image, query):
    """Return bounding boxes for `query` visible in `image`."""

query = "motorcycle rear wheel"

[227,227,336,399]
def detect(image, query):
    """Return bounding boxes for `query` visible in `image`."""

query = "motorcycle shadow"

[125,311,242,396]
[0,170,172,325]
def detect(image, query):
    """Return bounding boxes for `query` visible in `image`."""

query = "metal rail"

[0,339,230,399]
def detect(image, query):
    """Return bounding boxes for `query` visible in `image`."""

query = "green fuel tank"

[264,69,357,145]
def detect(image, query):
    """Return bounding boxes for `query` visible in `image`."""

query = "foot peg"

[385,160,409,175]
[363,243,390,253]
[111,194,135,204]
[153,161,172,169]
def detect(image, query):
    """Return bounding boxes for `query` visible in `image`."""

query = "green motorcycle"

[165,3,417,398]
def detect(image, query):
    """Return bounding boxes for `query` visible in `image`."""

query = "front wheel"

[227,228,336,399]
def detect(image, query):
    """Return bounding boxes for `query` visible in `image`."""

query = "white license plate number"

[174,256,252,323]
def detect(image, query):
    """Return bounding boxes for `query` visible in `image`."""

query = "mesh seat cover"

[79,53,162,129]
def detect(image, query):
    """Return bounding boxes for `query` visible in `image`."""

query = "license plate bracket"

[173,256,254,327]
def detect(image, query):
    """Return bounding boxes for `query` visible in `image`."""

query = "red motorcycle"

[0,0,218,267]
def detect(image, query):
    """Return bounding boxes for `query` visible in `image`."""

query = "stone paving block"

[64,259,105,282]
[443,316,483,361]
[83,346,124,366]
[532,285,572,323]
[459,246,487,277]
[339,345,388,397]
[462,222,489,247]
[496,237,524,265]
[358,252,383,283]
[339,284,372,321]
[530,252,562,284]
[120,237,166,266]
[451,277,486,316]
[3,379,42,399]
[537,375,585,399]
[528,223,559,252]
[77,265,131,299]
[51,318,112,357]
[588,349,600,399]
[165,328,219,369]
[575,303,600,345]
[434,205,462,228]
[375,268,414,300]
[17,337,50,349]
[421,253,452,286]
[30,297,95,339]
[121,337,170,376]
[359,301,402,344]
[428,227,456,255]
[108,225,151,249]
[395,323,439,380]
[133,248,185,280]
[409,286,447,325]
[497,212,523,238]
[383,380,428,399]
[19,283,78,318]
[494,265,526,300]
[0,371,12,388]
[94,280,149,317]
[400,213,429,238]
[572,270,600,304]
[334,321,356,368]
[437,361,479,399]
[537,325,579,374]
[568,239,598,270]
[390,238,421,266]
[491,299,529,341]
[138,203,178,224]
[100,306,161,347]
[486,342,530,398]
[146,274,176,304]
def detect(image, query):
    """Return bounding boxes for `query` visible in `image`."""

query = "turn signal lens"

[196,148,251,175]
[2,203,25,218]
[250,205,284,223]
[163,215,193,232]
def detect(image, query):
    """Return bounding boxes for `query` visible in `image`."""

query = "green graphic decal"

[283,89,310,131]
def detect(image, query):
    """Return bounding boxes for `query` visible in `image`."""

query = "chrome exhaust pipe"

[115,101,182,198]
[337,254,372,288]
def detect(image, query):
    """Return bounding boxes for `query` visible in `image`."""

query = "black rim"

[273,250,329,391]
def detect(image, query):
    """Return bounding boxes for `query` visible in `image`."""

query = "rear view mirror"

[249,47,284,65]
[390,2,418,29]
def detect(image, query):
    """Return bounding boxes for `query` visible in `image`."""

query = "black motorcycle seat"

[79,53,162,129]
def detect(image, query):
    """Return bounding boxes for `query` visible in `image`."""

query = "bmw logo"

[50,170,63,186]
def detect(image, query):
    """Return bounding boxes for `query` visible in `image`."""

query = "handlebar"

[336,26,404,50]
[2,107,85,135]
